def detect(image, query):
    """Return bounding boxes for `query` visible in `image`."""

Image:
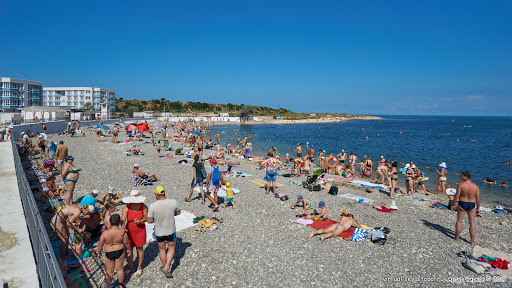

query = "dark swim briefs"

[458,201,476,211]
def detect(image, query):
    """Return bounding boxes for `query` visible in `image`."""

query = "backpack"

[329,184,339,195]
[212,166,221,185]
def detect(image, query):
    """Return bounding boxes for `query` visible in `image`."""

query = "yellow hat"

[153,186,165,194]
[225,182,231,187]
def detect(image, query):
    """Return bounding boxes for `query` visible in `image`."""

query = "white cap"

[108,186,114,193]
[134,164,140,167]
[405,164,410,168]
[411,164,416,168]
[381,155,384,159]
[439,162,447,168]
[92,189,100,195]
[87,205,96,213]
[21,132,25,134]
[342,149,344,152]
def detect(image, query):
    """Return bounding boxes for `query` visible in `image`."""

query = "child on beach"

[156,141,161,158]
[223,182,235,208]
[292,195,312,210]
[317,201,328,220]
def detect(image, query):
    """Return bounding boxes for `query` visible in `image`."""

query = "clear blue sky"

[1,0,511,116]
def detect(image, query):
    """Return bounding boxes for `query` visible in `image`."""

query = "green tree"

[238,105,254,118]
[83,102,93,111]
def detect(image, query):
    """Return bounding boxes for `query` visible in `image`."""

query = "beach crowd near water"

[8,117,511,287]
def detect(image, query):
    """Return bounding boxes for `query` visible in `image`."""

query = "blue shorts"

[226,197,233,203]
[191,178,203,187]
[266,170,277,182]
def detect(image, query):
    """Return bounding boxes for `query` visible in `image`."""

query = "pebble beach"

[32,127,511,287]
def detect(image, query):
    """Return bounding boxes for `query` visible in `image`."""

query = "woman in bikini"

[390,162,399,198]
[375,157,388,185]
[260,152,283,195]
[96,214,132,286]
[61,156,80,206]
[349,153,357,177]
[405,164,415,196]
[307,214,362,243]
[436,162,448,195]
[364,156,373,178]
[50,204,93,260]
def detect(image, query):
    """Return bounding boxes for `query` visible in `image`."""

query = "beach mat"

[349,180,387,189]
[337,193,374,203]
[51,241,97,265]
[250,179,285,187]
[306,219,356,240]
[145,210,197,243]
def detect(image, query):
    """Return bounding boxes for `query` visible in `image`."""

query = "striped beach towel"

[350,227,385,242]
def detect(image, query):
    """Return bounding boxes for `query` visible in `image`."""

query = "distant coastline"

[221,115,383,125]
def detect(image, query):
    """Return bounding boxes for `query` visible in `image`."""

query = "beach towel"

[337,193,374,203]
[373,205,398,213]
[67,271,87,288]
[289,218,314,225]
[51,241,97,265]
[289,180,302,186]
[250,179,285,187]
[408,196,428,201]
[473,246,512,279]
[194,185,240,197]
[145,210,197,243]
[349,180,387,189]
[231,170,252,177]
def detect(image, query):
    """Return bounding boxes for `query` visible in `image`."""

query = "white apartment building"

[0,77,43,110]
[43,87,115,111]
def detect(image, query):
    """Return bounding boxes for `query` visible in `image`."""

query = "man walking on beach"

[148,186,181,278]
[451,171,481,246]
[297,143,303,159]
[55,140,68,174]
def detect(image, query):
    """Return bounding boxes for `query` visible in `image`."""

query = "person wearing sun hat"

[147,186,181,278]
[121,190,147,277]
[317,201,328,220]
[436,162,448,195]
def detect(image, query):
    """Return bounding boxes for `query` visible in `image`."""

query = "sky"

[1,0,511,116]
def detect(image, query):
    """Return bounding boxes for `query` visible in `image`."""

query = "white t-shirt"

[148,198,180,236]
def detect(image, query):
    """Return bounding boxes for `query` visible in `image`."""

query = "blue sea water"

[210,116,512,206]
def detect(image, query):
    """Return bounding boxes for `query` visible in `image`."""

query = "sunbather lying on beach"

[308,213,361,243]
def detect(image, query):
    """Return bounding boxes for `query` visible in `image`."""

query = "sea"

[209,115,512,207]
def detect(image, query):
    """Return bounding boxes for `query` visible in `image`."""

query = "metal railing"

[10,134,66,288]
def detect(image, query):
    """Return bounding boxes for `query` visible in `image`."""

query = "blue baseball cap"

[297,195,303,200]
[318,201,325,208]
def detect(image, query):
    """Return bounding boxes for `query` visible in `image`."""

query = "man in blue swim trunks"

[451,171,481,246]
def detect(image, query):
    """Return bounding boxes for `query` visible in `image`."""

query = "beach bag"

[275,194,288,201]
[201,166,207,179]
[175,147,182,155]
[212,166,221,185]
[282,173,293,177]
[328,184,338,195]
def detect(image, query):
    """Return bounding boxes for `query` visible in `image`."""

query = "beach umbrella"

[191,131,201,135]
[95,125,109,130]
[137,123,149,132]
[125,125,137,131]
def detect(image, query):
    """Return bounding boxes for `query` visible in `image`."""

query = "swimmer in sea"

[500,181,508,187]
[483,178,496,184]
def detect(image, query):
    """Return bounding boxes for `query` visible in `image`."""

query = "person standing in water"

[451,171,480,246]
[296,143,303,159]
[436,162,448,194]
[349,153,357,176]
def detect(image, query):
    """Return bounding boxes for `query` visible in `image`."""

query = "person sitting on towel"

[308,213,362,243]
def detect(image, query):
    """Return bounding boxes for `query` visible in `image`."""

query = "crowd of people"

[14,118,490,286]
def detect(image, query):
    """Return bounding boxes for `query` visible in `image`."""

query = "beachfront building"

[0,77,43,111]
[42,87,115,112]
